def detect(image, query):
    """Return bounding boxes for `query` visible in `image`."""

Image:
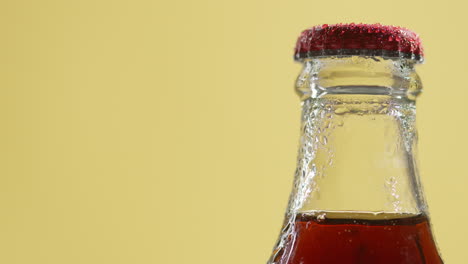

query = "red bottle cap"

[295,23,424,62]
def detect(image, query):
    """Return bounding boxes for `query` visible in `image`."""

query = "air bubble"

[317,213,326,221]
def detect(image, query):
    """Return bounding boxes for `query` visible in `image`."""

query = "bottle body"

[275,213,440,264]
[268,56,443,264]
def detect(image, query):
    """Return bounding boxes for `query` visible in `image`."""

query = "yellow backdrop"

[0,0,464,263]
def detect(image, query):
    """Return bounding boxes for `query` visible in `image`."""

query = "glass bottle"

[268,24,444,264]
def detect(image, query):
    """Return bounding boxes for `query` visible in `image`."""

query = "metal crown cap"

[295,23,424,62]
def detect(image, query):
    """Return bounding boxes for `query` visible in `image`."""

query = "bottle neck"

[288,57,426,216]
[296,56,422,100]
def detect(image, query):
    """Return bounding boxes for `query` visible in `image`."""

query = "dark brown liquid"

[272,213,443,264]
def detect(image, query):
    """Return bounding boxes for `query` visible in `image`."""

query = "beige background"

[0,0,464,263]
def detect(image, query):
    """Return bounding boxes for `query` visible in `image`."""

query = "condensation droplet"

[321,135,328,145]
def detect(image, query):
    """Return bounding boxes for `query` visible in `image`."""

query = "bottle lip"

[294,23,424,63]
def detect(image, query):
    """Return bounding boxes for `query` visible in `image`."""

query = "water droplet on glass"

[321,135,328,145]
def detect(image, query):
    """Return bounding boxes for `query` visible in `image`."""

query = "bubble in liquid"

[317,213,326,221]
